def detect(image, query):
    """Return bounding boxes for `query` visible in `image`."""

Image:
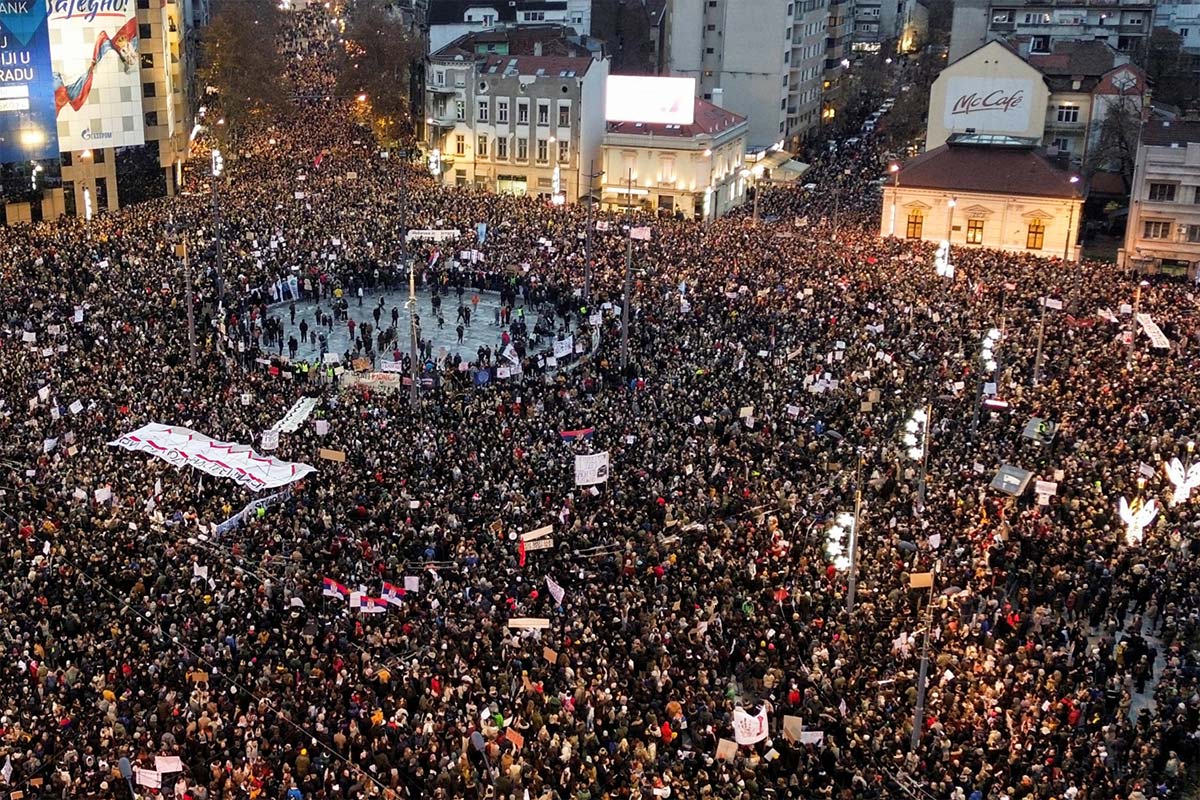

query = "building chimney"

[712,87,724,109]
[534,41,543,57]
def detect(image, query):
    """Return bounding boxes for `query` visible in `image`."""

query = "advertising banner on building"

[48,0,144,151]
[0,0,60,162]
[943,77,1033,134]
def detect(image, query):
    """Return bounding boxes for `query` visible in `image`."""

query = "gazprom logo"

[81,128,113,141]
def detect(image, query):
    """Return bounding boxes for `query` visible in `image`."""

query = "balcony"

[1045,117,1084,130]
[428,109,459,127]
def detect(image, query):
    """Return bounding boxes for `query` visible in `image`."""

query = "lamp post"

[970,327,1001,440]
[210,148,226,302]
[831,167,851,239]
[847,453,865,614]
[583,160,604,302]
[172,219,196,368]
[740,166,763,224]
[910,578,935,752]
[904,405,931,514]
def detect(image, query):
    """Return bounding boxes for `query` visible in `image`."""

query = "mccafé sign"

[943,77,1035,133]
[951,88,1024,117]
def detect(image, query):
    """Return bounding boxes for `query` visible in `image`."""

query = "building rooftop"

[433,25,600,60]
[428,0,569,26]
[477,53,595,78]
[605,99,746,138]
[1140,120,1200,147]
[892,142,1084,199]
[1027,39,1126,92]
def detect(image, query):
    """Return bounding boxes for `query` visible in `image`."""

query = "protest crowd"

[3,5,1200,800]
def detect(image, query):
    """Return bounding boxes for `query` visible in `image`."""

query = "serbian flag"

[322,577,348,599]
[560,427,594,442]
[360,596,388,614]
[314,151,325,168]
[381,581,406,607]
[429,249,440,268]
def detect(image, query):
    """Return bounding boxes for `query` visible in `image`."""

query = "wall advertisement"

[0,0,60,162]
[48,0,144,151]
[942,77,1034,134]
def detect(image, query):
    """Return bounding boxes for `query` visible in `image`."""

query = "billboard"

[0,0,61,162]
[943,77,1034,134]
[605,76,695,125]
[48,0,144,151]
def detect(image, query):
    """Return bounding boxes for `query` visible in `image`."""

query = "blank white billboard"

[605,76,695,125]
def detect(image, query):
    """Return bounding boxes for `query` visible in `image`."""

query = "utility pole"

[1032,298,1047,387]
[916,402,932,514]
[620,232,633,372]
[210,148,226,302]
[399,159,419,408]
[583,160,603,302]
[846,452,864,615]
[173,220,196,368]
[910,582,935,752]
[625,168,633,214]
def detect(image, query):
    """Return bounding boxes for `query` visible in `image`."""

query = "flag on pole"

[360,596,388,614]
[381,581,406,606]
[545,575,565,606]
[559,427,595,442]
[322,577,348,599]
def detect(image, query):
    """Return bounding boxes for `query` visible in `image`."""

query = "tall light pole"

[970,327,1001,440]
[210,148,226,302]
[847,453,864,614]
[888,162,901,237]
[1032,296,1048,387]
[620,230,634,372]
[172,218,196,368]
[904,406,931,514]
[583,160,604,302]
[831,167,851,238]
[910,579,936,752]
[398,157,418,408]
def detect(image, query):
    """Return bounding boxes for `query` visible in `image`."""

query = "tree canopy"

[199,0,292,138]
[334,0,422,148]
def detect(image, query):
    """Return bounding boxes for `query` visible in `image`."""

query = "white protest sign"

[732,706,769,745]
[574,452,610,486]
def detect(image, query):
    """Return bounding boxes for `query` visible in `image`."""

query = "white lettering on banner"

[260,429,279,451]
[732,706,770,745]
[524,538,554,551]
[109,423,315,492]
[522,524,553,541]
[944,77,1034,134]
[270,396,318,433]
[1035,480,1057,496]
[405,229,459,243]
[379,359,404,373]
[1135,313,1170,350]
[574,452,610,486]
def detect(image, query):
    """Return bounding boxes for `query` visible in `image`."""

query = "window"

[1144,220,1172,239]
[137,0,149,7]
[434,69,445,86]
[477,135,488,157]
[558,104,570,127]
[483,13,495,24]
[140,53,154,69]
[517,137,528,160]
[1181,28,1189,37]
[93,148,105,164]
[1051,137,1069,152]
[496,137,508,160]
[537,138,548,162]
[524,10,544,21]
[455,100,465,120]
[142,82,156,97]
[706,47,715,53]
[455,169,467,186]
[477,100,489,122]
[1056,105,1079,123]
[455,134,465,156]
[518,101,529,124]
[966,219,985,245]
[558,139,569,163]
[1030,35,1050,53]
[537,103,549,126]
[1148,183,1176,202]
[498,100,509,123]
[1026,219,1045,250]
[138,23,151,39]
[145,111,158,127]
[1189,224,1200,243]
[905,210,923,239]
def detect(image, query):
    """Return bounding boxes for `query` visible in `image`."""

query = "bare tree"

[1086,92,1141,192]
[198,0,291,139]
[335,0,422,148]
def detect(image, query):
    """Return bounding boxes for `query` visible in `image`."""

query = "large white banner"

[943,77,1033,134]
[574,452,610,486]
[1136,313,1170,350]
[110,423,316,491]
[553,336,574,360]
[732,707,769,745]
[270,396,318,433]
[48,0,145,151]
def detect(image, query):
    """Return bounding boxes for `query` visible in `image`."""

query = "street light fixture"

[904,406,932,513]
[824,512,855,572]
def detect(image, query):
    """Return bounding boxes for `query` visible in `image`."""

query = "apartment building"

[666,0,830,149]
[1122,120,1200,278]
[427,0,592,53]
[949,0,1155,65]
[822,0,852,122]
[425,30,609,201]
[1154,1,1200,53]
[851,0,927,54]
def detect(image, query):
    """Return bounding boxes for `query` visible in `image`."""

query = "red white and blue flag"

[322,577,348,599]
[560,427,594,442]
[381,581,406,606]
[360,596,388,614]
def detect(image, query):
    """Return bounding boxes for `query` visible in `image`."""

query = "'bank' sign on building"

[0,0,60,162]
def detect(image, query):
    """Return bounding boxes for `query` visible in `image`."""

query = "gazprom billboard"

[0,0,61,162]
[48,0,144,151]
[605,76,696,126]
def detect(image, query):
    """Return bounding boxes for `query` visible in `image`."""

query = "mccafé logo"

[951,88,1025,116]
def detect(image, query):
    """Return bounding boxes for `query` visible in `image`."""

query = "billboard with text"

[0,0,61,162]
[942,77,1034,134]
[605,76,695,125]
[48,0,144,151]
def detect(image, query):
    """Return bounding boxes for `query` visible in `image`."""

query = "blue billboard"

[0,0,60,163]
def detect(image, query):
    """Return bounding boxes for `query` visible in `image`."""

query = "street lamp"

[824,511,854,573]
[904,406,932,513]
[1165,440,1200,506]
[740,166,763,223]
[888,163,900,237]
[1118,477,1158,546]
[970,327,1001,439]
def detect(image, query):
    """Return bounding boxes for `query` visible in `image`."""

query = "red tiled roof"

[605,99,746,138]
[478,54,595,77]
[892,144,1084,199]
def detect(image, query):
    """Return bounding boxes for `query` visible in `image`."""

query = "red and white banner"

[732,707,770,745]
[110,423,315,491]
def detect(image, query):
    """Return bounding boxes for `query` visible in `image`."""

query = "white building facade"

[428,0,592,54]
[1123,121,1200,278]
[601,99,749,220]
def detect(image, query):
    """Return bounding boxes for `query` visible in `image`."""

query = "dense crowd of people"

[2,5,1200,800]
